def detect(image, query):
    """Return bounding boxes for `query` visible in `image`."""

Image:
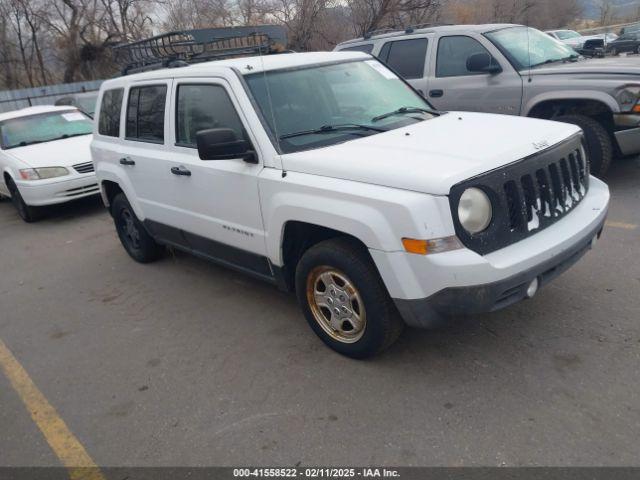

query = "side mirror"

[466,53,502,74]
[196,128,257,163]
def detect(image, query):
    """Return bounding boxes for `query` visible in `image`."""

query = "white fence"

[0,80,104,114]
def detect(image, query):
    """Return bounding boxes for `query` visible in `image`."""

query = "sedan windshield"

[0,110,92,149]
[486,27,579,71]
[245,60,436,153]
[556,30,581,40]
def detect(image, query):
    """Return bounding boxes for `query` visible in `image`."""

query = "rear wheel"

[111,193,164,263]
[6,177,41,222]
[554,114,612,177]
[295,238,404,359]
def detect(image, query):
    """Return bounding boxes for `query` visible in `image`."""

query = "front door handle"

[119,157,135,166]
[429,89,444,98]
[171,166,191,177]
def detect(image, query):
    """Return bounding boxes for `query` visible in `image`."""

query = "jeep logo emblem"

[533,140,550,150]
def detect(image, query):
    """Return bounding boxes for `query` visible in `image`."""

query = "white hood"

[281,112,581,195]
[6,134,93,169]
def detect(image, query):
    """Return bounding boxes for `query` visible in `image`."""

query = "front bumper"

[15,174,100,206]
[394,218,605,328]
[370,177,610,329]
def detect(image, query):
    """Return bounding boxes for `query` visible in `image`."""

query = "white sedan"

[0,106,98,222]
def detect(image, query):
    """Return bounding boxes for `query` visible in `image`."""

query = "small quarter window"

[126,85,167,142]
[176,84,246,148]
[378,38,428,79]
[98,89,124,137]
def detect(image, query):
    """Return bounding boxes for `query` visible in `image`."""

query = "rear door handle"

[171,166,191,176]
[119,157,135,166]
[429,89,444,98]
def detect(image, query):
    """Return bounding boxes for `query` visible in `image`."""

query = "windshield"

[245,60,435,154]
[0,110,92,149]
[556,30,581,40]
[486,27,578,70]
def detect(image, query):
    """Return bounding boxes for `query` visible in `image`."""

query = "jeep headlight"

[616,86,640,112]
[458,187,492,234]
[19,167,70,180]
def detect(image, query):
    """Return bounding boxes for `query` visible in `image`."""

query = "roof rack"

[113,25,288,75]
[363,27,398,39]
[404,23,453,33]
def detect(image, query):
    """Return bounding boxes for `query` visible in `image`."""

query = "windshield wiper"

[279,123,386,140]
[371,106,437,123]
[55,132,92,140]
[530,54,580,68]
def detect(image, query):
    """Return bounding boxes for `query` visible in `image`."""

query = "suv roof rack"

[358,22,453,41]
[404,23,452,33]
[114,25,288,75]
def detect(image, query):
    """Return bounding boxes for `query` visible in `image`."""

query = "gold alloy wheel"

[306,266,367,343]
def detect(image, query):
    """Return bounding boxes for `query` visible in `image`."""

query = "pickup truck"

[336,23,640,176]
[92,50,609,358]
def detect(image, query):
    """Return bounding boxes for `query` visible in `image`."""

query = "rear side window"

[378,38,428,79]
[340,44,374,54]
[98,89,123,137]
[436,36,491,77]
[126,85,167,142]
[176,84,246,147]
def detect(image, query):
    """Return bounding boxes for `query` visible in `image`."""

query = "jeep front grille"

[449,134,589,255]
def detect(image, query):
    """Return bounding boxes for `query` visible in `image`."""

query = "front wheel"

[6,177,41,222]
[554,114,612,177]
[295,238,404,359]
[111,193,164,263]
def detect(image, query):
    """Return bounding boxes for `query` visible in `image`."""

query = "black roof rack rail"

[363,27,399,39]
[404,23,453,33]
[113,25,288,75]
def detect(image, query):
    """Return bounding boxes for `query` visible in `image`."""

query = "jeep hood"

[5,134,93,169]
[530,57,640,76]
[280,112,580,195]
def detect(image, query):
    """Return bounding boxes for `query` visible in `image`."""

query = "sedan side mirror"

[196,128,257,163]
[466,53,502,74]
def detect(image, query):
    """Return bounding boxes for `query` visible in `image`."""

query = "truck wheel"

[111,193,164,263]
[554,114,612,176]
[6,177,41,223]
[295,237,404,359]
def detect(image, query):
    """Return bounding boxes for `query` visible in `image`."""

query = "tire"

[6,177,41,222]
[554,114,612,177]
[295,237,404,359]
[111,192,164,263]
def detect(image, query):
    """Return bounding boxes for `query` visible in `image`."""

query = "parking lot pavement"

[0,158,639,469]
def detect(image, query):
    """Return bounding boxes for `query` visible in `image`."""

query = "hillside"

[579,0,640,20]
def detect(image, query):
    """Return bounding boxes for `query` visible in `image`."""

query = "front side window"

[436,36,494,77]
[176,84,246,147]
[98,89,124,137]
[0,110,92,149]
[126,85,167,142]
[378,38,428,79]
[245,60,435,154]
[486,26,578,70]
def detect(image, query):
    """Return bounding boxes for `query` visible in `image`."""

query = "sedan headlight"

[19,167,70,180]
[616,86,640,113]
[458,187,493,234]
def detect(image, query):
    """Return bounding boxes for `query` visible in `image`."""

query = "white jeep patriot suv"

[92,50,610,358]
